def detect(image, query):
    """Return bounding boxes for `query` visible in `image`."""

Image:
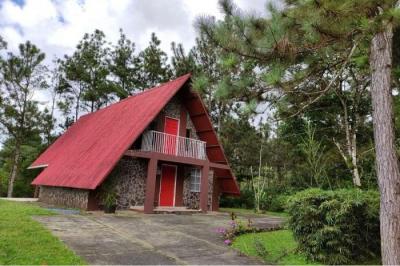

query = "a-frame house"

[30,74,239,213]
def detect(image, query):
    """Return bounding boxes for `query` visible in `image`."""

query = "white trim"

[27,164,48,169]
[159,164,177,207]
[189,167,201,192]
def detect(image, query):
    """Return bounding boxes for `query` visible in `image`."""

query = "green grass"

[219,207,289,218]
[232,230,318,265]
[0,200,85,265]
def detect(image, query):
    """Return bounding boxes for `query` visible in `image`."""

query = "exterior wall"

[104,95,217,211]
[153,96,201,141]
[39,186,89,209]
[182,169,214,210]
[105,157,147,209]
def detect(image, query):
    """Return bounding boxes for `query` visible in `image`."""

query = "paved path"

[34,212,283,265]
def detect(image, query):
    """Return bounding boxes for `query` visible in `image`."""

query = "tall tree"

[171,42,197,77]
[59,29,112,120]
[0,41,46,197]
[137,33,172,90]
[198,0,400,262]
[109,29,140,99]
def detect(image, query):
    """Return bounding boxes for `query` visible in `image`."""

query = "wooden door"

[164,117,179,155]
[159,165,177,206]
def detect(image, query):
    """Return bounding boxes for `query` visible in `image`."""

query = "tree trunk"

[370,24,400,264]
[7,144,21,198]
[350,132,361,187]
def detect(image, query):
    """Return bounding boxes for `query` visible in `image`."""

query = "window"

[186,128,191,138]
[189,168,201,192]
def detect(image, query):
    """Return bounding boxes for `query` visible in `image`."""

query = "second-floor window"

[190,168,201,192]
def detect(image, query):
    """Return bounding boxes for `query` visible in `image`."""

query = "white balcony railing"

[141,130,207,160]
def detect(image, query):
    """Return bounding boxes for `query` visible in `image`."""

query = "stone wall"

[182,169,214,210]
[105,157,147,209]
[39,186,89,209]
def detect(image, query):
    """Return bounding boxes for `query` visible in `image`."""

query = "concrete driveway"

[34,211,283,265]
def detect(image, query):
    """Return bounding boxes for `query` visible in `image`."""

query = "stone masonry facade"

[105,157,147,209]
[39,186,89,209]
[182,169,214,210]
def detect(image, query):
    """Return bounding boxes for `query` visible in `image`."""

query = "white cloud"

[0,0,280,145]
[0,0,280,61]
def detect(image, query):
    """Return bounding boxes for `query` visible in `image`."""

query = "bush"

[220,187,254,209]
[287,188,380,265]
[261,194,289,212]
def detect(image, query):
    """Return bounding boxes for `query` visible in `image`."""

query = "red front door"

[164,117,179,155]
[159,165,176,206]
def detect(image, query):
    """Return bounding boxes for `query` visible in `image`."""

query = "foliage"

[0,135,44,197]
[58,29,112,119]
[101,190,117,208]
[232,230,316,265]
[108,29,141,99]
[220,186,254,209]
[219,207,289,218]
[0,200,85,264]
[215,216,255,244]
[261,194,289,213]
[0,41,47,197]
[137,33,172,90]
[287,188,380,264]
[99,178,117,208]
[300,122,331,188]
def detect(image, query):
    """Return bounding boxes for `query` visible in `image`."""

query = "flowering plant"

[215,213,255,245]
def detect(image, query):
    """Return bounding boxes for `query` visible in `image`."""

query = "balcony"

[140,130,207,160]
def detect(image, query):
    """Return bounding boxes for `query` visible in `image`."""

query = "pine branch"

[289,39,360,117]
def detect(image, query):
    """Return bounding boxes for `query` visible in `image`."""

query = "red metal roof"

[31,74,239,195]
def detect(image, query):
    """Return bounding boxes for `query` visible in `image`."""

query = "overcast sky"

[0,0,274,61]
[0,0,277,141]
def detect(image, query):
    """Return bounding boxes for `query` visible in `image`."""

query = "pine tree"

[0,41,46,197]
[137,33,172,90]
[59,30,112,119]
[171,42,197,77]
[109,29,141,99]
[198,0,400,262]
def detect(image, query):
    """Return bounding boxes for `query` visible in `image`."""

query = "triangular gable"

[180,88,240,195]
[31,74,240,195]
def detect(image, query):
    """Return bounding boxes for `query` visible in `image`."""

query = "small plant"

[102,190,117,213]
[99,179,118,213]
[215,212,256,245]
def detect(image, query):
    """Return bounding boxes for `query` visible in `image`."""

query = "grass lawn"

[232,230,318,265]
[0,200,85,265]
[219,207,289,218]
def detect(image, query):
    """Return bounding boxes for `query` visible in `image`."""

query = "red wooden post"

[200,163,209,213]
[144,158,158,214]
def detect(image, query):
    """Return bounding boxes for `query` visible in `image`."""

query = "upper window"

[189,168,201,192]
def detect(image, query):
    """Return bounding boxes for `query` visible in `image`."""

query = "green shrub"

[264,194,289,212]
[287,188,380,265]
[220,187,254,209]
[260,191,290,212]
